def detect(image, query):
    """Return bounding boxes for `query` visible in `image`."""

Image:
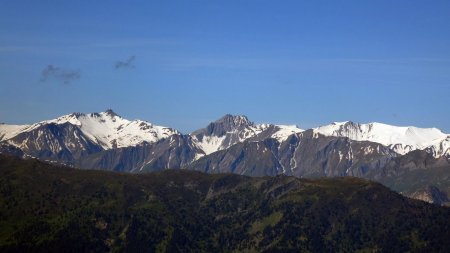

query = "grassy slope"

[0,155,449,252]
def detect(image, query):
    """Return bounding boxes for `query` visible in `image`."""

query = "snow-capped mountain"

[190,114,303,155]
[2,112,449,160]
[2,111,449,204]
[1,109,179,150]
[313,121,450,157]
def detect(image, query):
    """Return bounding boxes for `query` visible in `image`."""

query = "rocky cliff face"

[406,185,449,205]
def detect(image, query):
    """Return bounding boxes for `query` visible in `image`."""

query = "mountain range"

[1,110,449,204]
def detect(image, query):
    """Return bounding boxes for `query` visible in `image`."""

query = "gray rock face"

[74,135,204,172]
[76,143,152,172]
[138,135,204,172]
[188,139,283,177]
[407,185,449,205]
[192,114,253,138]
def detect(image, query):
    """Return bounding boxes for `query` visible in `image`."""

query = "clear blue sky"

[1,1,449,133]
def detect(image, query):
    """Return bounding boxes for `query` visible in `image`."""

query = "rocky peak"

[103,109,120,118]
[216,114,253,129]
[69,112,84,118]
[191,114,254,138]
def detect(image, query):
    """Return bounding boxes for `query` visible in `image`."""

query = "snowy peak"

[104,109,120,117]
[314,121,449,156]
[191,114,260,155]
[2,110,179,149]
[190,115,304,156]
[51,110,180,149]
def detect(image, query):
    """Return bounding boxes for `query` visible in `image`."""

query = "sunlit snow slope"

[314,121,450,157]
[1,110,179,149]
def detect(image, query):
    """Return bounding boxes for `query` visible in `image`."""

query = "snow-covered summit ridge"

[0,110,179,149]
[191,114,304,155]
[313,121,449,157]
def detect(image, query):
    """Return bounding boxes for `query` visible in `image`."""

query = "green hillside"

[1,155,449,252]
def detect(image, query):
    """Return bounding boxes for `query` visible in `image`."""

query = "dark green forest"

[1,155,449,252]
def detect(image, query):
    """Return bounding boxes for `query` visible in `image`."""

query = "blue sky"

[1,1,449,133]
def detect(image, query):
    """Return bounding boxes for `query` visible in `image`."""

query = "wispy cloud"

[0,46,38,53]
[115,55,136,69]
[40,65,81,84]
[161,56,450,71]
[88,38,178,48]
[160,57,276,71]
[312,58,450,64]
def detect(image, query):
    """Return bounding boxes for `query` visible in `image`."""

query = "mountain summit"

[191,114,303,155]
[0,110,179,150]
[192,114,254,137]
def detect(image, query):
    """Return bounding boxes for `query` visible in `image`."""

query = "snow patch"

[270,125,303,142]
[192,135,227,155]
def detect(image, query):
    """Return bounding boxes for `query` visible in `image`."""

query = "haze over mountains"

[1,110,449,204]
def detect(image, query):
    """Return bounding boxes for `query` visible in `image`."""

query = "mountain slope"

[1,155,449,252]
[189,130,450,204]
[189,130,399,178]
[4,122,103,163]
